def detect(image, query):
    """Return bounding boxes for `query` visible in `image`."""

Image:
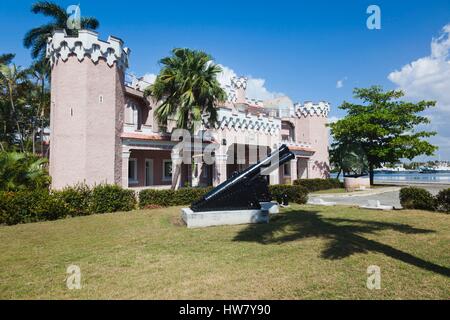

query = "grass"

[0,205,449,299]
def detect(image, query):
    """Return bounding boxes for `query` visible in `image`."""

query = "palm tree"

[0,53,15,65]
[29,60,50,155]
[0,64,30,152]
[145,48,226,131]
[145,48,227,188]
[24,1,99,60]
[0,151,50,191]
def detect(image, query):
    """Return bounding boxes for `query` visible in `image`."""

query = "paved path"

[309,184,449,209]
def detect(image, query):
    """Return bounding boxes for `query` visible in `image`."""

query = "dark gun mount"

[191,145,295,212]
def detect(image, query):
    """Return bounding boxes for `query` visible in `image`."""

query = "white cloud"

[130,73,156,91]
[388,23,450,160]
[328,116,341,124]
[217,64,283,100]
[336,77,347,89]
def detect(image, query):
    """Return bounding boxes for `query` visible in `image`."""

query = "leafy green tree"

[29,60,50,155]
[24,1,99,61]
[0,64,30,152]
[0,54,15,65]
[330,86,437,185]
[0,151,50,191]
[330,143,368,179]
[144,48,226,188]
[145,48,226,131]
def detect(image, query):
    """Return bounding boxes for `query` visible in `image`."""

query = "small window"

[283,163,291,176]
[99,95,104,103]
[128,158,137,183]
[163,160,172,181]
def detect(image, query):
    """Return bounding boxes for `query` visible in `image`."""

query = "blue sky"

[1,1,450,160]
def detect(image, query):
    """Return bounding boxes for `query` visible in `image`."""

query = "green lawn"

[0,205,449,299]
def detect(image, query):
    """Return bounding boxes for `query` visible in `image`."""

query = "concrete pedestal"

[181,208,270,228]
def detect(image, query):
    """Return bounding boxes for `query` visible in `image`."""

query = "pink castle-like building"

[47,30,330,190]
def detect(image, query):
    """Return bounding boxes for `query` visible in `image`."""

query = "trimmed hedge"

[436,188,450,213]
[139,187,212,208]
[0,190,69,225]
[294,178,343,192]
[0,184,137,225]
[269,185,309,204]
[55,184,92,216]
[89,184,136,213]
[399,187,436,211]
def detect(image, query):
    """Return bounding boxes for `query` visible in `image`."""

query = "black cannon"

[191,144,295,212]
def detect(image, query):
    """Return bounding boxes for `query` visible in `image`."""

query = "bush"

[139,187,212,208]
[54,184,92,216]
[90,184,136,214]
[436,188,450,213]
[269,185,309,204]
[399,187,436,211]
[0,190,69,225]
[294,178,343,192]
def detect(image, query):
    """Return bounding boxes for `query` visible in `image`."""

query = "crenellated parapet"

[214,107,281,135]
[231,76,248,90]
[46,29,130,70]
[294,101,330,118]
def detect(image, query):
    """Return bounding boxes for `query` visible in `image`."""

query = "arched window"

[281,121,295,142]
[126,101,142,130]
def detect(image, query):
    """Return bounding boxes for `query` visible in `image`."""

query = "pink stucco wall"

[129,149,172,187]
[50,55,124,189]
[294,116,330,178]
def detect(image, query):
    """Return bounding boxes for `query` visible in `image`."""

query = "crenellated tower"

[294,101,330,178]
[47,29,130,189]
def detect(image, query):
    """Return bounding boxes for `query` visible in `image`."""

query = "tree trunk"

[8,86,24,152]
[369,163,374,186]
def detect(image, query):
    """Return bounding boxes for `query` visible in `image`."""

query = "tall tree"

[23,1,99,61]
[145,48,226,131]
[144,48,226,188]
[29,60,50,155]
[0,64,30,152]
[330,86,437,185]
[0,54,15,65]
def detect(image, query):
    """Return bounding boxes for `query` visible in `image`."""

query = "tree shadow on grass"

[234,208,450,277]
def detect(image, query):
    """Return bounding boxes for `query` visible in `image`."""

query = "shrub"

[269,185,309,204]
[436,188,450,213]
[90,185,136,214]
[0,190,69,225]
[399,187,436,211]
[294,178,343,192]
[54,184,92,216]
[0,151,51,191]
[139,187,212,208]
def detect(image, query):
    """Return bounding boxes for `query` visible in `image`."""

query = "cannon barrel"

[191,145,294,211]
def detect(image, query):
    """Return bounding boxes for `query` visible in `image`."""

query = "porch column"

[307,159,314,179]
[290,157,298,184]
[171,150,182,190]
[121,148,131,188]
[213,153,228,186]
[191,154,203,187]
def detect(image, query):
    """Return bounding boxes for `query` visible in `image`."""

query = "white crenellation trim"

[46,29,130,70]
[294,101,330,118]
[231,76,248,90]
[214,107,281,135]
